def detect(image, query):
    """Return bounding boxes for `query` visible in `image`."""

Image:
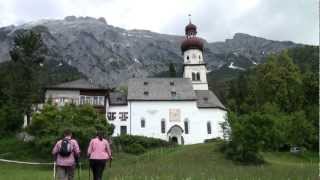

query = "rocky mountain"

[0,16,301,87]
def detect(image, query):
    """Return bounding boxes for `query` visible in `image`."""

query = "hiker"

[52,129,81,180]
[87,131,112,180]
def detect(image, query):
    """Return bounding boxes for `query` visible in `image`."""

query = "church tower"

[181,18,209,90]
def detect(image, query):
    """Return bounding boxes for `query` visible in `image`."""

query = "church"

[43,20,227,145]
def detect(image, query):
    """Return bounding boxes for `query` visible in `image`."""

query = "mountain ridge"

[0,16,302,87]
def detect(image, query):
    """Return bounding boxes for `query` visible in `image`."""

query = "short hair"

[64,129,72,136]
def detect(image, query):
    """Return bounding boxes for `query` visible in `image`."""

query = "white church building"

[43,21,227,145]
[108,21,227,144]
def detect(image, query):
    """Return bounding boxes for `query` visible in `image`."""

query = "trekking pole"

[53,162,56,180]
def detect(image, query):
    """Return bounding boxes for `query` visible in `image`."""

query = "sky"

[0,0,318,45]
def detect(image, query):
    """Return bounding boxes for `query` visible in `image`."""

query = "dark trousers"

[89,159,107,180]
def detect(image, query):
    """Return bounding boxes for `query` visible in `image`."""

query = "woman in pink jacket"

[87,131,112,180]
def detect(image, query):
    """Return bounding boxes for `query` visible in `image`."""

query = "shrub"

[123,143,146,155]
[112,135,172,154]
[27,103,114,156]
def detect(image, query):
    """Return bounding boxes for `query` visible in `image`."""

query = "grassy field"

[0,140,318,180]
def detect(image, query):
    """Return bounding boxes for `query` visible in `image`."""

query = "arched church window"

[186,56,189,60]
[184,119,189,134]
[192,72,196,81]
[161,119,166,133]
[141,118,145,128]
[207,121,212,134]
[196,72,201,81]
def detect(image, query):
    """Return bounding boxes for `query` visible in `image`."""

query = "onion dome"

[181,37,204,52]
[185,23,197,36]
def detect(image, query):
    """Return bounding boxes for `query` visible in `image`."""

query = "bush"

[0,104,24,135]
[27,103,114,156]
[112,135,172,154]
[204,137,223,143]
[123,143,146,155]
[221,111,273,165]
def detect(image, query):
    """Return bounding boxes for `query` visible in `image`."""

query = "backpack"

[58,138,72,157]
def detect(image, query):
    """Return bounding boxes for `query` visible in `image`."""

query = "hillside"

[0,139,317,180]
[0,16,301,87]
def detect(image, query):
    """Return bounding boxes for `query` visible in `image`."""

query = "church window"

[192,72,196,81]
[144,81,148,85]
[141,118,145,128]
[184,120,189,134]
[170,81,174,86]
[207,121,212,134]
[171,91,176,97]
[186,56,189,60]
[120,126,127,135]
[161,119,166,133]
[196,72,201,81]
[144,91,149,96]
[199,55,201,59]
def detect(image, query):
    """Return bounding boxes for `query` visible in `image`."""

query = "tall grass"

[0,139,317,180]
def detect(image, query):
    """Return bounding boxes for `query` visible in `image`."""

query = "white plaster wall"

[183,49,203,64]
[129,101,226,144]
[183,65,208,90]
[107,105,130,136]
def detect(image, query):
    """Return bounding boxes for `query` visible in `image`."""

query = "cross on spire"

[188,14,192,23]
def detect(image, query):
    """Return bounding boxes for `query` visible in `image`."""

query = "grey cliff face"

[0,17,301,87]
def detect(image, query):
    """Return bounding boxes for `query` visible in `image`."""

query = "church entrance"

[167,125,184,145]
[171,137,178,144]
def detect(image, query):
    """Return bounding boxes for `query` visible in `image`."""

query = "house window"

[207,122,212,134]
[144,91,149,96]
[171,91,176,97]
[98,96,105,105]
[93,96,98,105]
[117,97,122,102]
[80,96,85,104]
[144,81,148,85]
[161,119,166,133]
[120,126,127,135]
[203,97,208,102]
[119,112,128,121]
[196,72,201,81]
[85,96,91,104]
[184,120,189,134]
[199,55,201,59]
[141,118,145,128]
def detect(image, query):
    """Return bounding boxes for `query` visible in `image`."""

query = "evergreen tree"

[5,30,47,125]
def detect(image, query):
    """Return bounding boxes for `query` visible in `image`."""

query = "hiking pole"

[53,162,56,180]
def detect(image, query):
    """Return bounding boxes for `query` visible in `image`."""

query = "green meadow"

[0,142,317,180]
